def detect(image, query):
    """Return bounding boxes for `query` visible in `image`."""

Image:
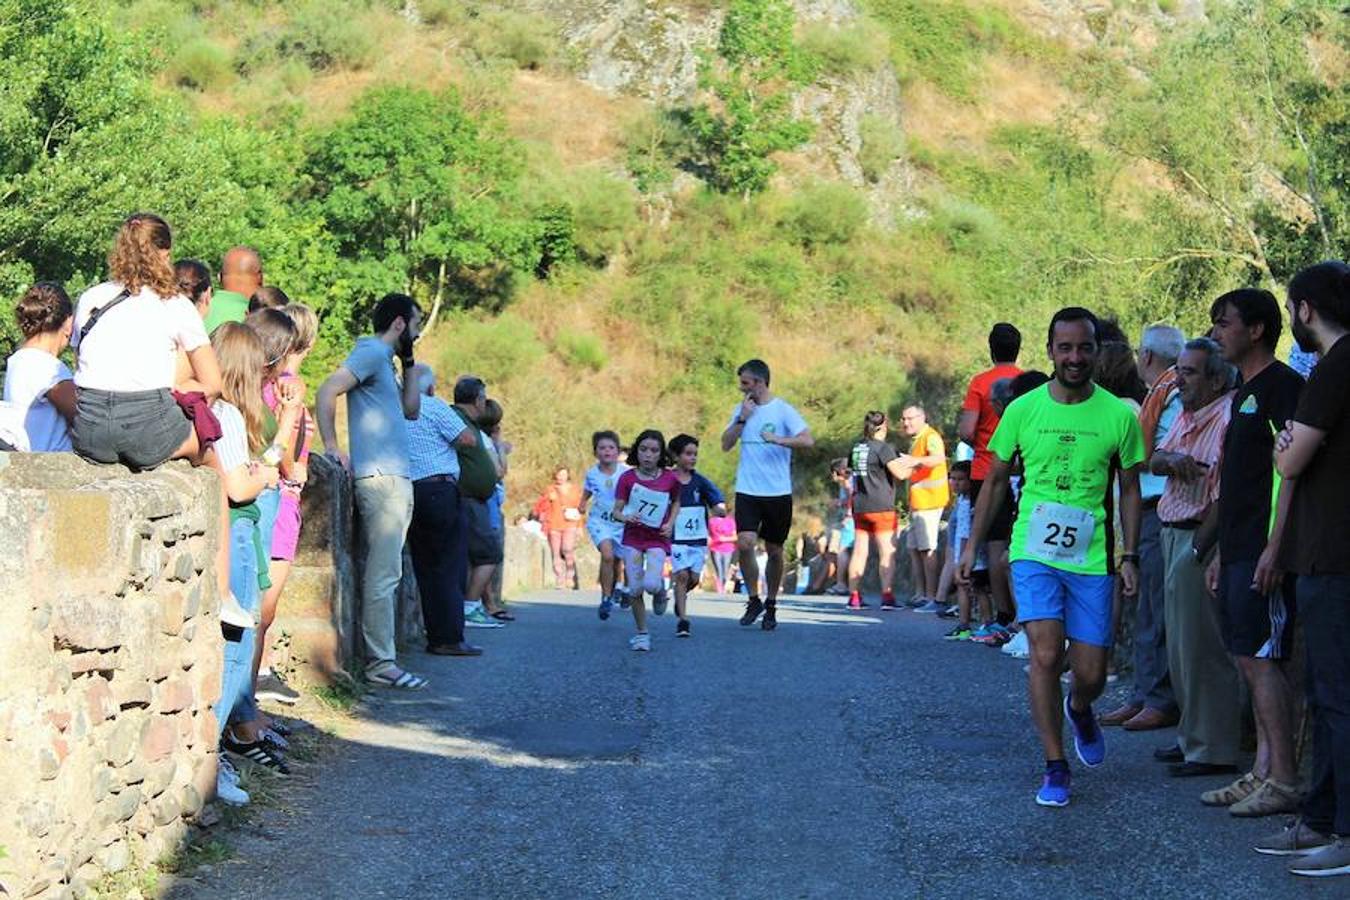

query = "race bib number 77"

[623,484,670,529]
[1025,502,1094,567]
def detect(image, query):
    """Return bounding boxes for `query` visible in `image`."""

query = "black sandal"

[490,610,515,621]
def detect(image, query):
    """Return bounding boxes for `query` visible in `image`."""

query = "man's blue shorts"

[1012,559,1114,647]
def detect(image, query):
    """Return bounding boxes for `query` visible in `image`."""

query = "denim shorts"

[1012,559,1115,647]
[72,387,190,470]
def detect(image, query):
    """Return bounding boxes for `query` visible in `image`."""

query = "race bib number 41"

[623,484,670,529]
[1025,502,1094,567]
[676,506,708,541]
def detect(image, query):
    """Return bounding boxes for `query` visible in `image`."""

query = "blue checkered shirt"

[405,395,465,481]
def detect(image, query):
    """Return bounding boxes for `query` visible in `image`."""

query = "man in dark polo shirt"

[1267,261,1350,878]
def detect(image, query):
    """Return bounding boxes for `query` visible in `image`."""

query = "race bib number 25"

[623,484,670,529]
[1026,502,1094,566]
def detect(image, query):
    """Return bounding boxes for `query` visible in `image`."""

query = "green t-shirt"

[988,384,1145,575]
[202,289,249,334]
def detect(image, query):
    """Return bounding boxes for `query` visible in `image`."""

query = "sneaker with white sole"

[1001,630,1031,659]
[256,671,301,706]
[465,606,504,628]
[1254,817,1333,856]
[216,756,249,806]
[914,599,945,614]
[1288,837,1350,877]
[629,632,651,652]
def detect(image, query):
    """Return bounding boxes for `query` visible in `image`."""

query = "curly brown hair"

[15,282,73,338]
[109,212,177,297]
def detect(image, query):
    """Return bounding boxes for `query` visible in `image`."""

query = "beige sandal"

[1200,772,1261,807]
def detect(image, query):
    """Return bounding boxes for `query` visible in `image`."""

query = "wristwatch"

[735,417,747,426]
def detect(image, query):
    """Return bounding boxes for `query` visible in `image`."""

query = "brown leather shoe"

[1123,707,1179,731]
[1098,703,1143,726]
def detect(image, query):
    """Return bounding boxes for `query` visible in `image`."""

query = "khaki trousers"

[1162,526,1241,765]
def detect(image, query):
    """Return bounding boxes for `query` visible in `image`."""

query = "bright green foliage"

[166,38,234,90]
[686,0,816,196]
[863,0,1037,97]
[782,182,868,248]
[555,329,608,372]
[301,85,539,334]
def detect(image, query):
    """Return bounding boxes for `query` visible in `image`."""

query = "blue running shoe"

[1036,765,1071,807]
[1064,693,1106,768]
[598,595,613,620]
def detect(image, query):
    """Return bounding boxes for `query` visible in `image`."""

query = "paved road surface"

[172,590,1334,899]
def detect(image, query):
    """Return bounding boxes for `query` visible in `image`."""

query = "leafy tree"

[300,85,539,334]
[685,0,815,197]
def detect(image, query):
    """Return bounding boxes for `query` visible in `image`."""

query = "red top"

[962,363,1022,480]
[615,468,682,552]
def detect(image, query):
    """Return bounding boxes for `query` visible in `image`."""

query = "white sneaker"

[216,756,249,806]
[219,590,256,629]
[1001,630,1030,659]
[629,632,651,652]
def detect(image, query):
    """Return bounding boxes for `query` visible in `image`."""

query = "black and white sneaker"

[676,619,691,638]
[740,596,764,626]
[256,672,301,706]
[222,735,291,776]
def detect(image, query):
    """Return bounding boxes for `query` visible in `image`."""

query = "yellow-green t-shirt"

[988,384,1145,575]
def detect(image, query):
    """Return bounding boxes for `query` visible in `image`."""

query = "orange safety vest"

[908,425,950,511]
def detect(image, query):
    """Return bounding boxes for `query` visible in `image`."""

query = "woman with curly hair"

[71,213,220,469]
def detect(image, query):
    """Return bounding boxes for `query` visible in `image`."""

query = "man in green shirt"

[960,307,1145,808]
[202,246,261,333]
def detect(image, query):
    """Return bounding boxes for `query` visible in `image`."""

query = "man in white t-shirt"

[721,358,813,631]
[4,282,77,451]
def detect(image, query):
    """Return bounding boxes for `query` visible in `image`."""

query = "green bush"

[862,0,1034,97]
[783,182,868,247]
[166,38,234,90]
[437,312,546,387]
[555,329,609,372]
[470,9,560,70]
[271,1,379,71]
[798,19,889,77]
[858,113,905,182]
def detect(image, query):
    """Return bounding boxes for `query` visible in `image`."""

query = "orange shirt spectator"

[537,474,583,533]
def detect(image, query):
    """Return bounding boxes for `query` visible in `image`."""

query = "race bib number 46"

[676,506,708,541]
[623,484,670,529]
[1026,502,1094,566]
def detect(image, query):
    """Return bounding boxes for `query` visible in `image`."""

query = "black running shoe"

[740,596,764,626]
[222,735,291,776]
[761,603,777,631]
[676,619,691,638]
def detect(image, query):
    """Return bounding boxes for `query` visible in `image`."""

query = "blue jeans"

[218,516,261,733]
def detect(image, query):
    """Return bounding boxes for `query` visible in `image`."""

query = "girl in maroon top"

[612,430,681,652]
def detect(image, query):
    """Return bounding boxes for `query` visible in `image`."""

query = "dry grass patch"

[505,71,640,166]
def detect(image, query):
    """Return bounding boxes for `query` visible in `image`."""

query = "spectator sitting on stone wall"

[4,282,76,452]
[71,213,221,470]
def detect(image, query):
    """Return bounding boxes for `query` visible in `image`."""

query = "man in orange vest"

[899,405,950,608]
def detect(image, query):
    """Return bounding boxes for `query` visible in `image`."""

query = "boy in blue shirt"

[668,434,727,638]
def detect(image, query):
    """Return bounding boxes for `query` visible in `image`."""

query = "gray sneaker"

[1254,818,1334,856]
[651,589,669,616]
[1289,837,1350,877]
[914,599,945,614]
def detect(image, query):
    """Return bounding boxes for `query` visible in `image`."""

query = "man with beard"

[317,293,428,690]
[960,307,1145,807]
[1266,261,1350,877]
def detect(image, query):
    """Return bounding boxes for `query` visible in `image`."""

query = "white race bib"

[623,483,670,529]
[676,506,709,541]
[1026,502,1094,566]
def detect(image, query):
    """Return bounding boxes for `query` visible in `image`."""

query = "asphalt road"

[171,590,1337,899]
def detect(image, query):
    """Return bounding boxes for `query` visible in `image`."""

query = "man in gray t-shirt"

[317,293,429,690]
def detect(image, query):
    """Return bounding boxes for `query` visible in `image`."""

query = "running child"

[668,434,728,638]
[579,430,629,619]
[612,430,682,652]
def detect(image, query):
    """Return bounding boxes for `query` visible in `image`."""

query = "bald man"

[203,246,262,334]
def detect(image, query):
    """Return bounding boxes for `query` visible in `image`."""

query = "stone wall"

[0,454,222,900]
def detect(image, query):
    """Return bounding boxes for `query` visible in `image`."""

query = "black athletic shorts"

[1218,560,1296,659]
[969,478,1014,543]
[734,493,793,547]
